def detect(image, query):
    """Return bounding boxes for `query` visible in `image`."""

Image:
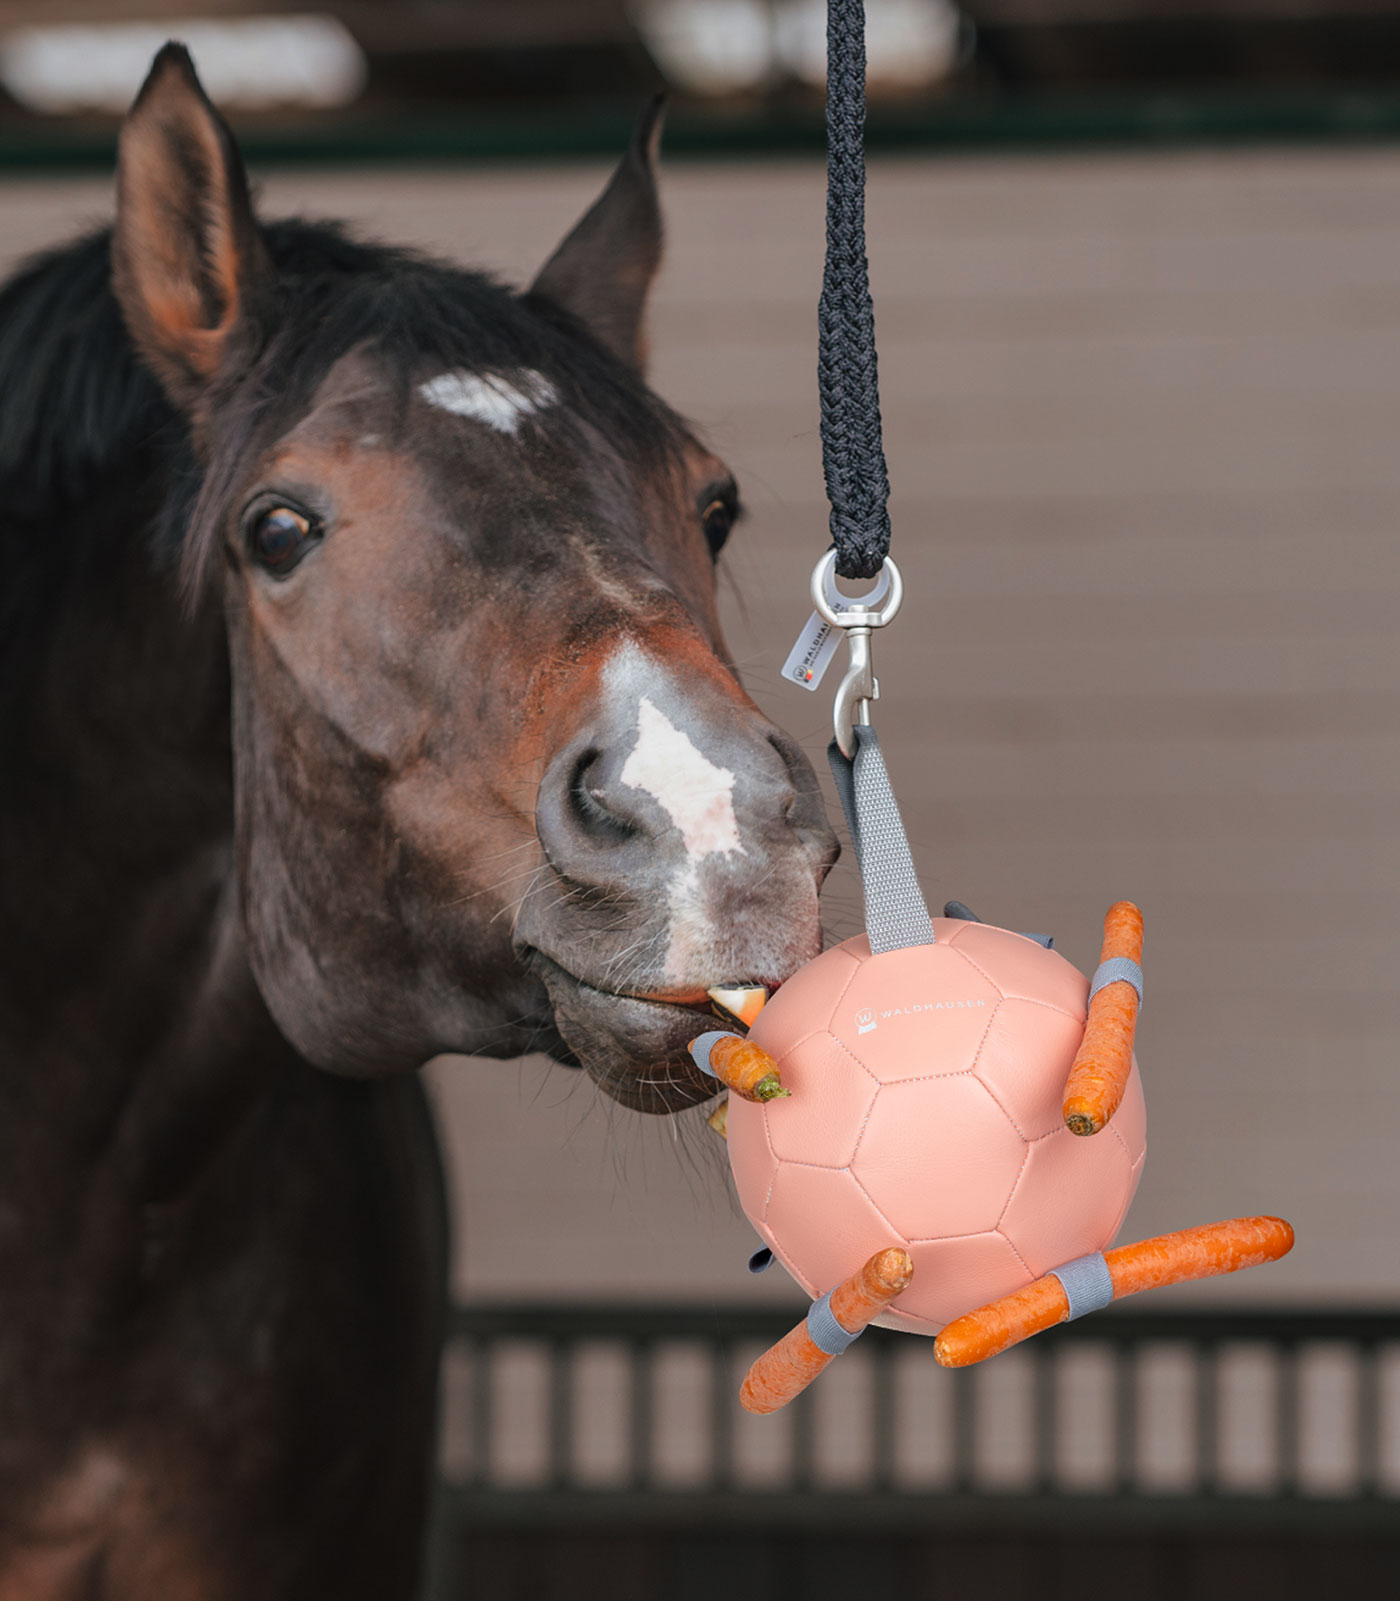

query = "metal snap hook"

[809,552,904,758]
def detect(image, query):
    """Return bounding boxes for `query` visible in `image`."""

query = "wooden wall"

[5,144,1397,1314]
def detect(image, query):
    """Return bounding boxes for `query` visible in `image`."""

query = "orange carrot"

[934,1216,1294,1368]
[708,985,769,1028]
[1063,900,1144,1136]
[707,1096,729,1139]
[935,1276,1067,1370]
[695,1033,789,1103]
[741,1248,913,1415]
[1106,1215,1293,1298]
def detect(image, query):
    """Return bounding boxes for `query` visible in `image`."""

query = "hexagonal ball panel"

[828,942,1002,1085]
[763,1034,880,1168]
[999,1124,1137,1278]
[851,1074,1027,1239]
[975,997,1088,1140]
[761,1161,906,1300]
[952,921,1088,1019]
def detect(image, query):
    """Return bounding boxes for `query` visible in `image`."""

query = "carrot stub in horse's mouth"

[934,1216,1295,1368]
[741,1248,913,1414]
[1063,900,1143,1137]
[708,985,769,1028]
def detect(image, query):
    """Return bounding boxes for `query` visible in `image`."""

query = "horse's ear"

[530,97,665,373]
[112,44,272,413]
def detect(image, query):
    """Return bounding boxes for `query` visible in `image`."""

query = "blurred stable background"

[3,2,1400,1597]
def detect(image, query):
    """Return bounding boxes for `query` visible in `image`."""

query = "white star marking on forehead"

[417,369,558,435]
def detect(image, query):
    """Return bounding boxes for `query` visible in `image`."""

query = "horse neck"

[0,507,280,1181]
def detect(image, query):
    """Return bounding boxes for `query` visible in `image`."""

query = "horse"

[0,45,836,1599]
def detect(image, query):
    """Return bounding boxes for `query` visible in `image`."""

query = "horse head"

[111,46,837,1112]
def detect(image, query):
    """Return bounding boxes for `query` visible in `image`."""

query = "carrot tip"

[753,1078,790,1102]
[1064,1111,1100,1137]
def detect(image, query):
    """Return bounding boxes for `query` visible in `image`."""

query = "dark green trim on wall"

[6,86,1400,172]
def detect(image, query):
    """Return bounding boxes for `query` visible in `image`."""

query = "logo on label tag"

[781,611,841,691]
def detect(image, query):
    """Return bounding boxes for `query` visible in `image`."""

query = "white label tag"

[782,611,841,691]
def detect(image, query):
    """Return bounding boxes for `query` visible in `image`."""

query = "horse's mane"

[0,228,173,521]
[0,217,684,640]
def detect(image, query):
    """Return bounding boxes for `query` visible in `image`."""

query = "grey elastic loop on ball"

[1088,957,1144,1007]
[1049,1252,1116,1321]
[690,1030,737,1079]
[806,1289,862,1356]
[748,1248,774,1275]
[827,727,935,955]
[1019,932,1054,949]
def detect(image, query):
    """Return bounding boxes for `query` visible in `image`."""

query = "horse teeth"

[707,986,769,1027]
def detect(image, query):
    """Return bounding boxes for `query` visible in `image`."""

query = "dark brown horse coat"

[0,47,835,1598]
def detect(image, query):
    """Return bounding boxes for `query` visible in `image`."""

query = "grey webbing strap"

[806,1288,862,1356]
[1088,958,1144,1007]
[828,726,935,954]
[1049,1252,1115,1321]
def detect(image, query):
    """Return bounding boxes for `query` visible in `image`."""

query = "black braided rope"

[819,0,892,581]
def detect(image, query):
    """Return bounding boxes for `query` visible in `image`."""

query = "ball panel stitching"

[770,1026,837,1070]
[904,1225,1021,1246]
[967,997,1004,1076]
[762,1216,817,1298]
[993,1134,1036,1231]
[975,1066,1035,1147]
[949,942,1006,999]
[825,953,866,1033]
[824,1028,886,1088]
[847,1167,909,1244]
[995,1225,1035,1279]
[994,1138,1034,1229]
[996,992,1085,1024]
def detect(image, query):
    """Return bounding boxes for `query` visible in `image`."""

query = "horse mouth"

[526,950,752,1114]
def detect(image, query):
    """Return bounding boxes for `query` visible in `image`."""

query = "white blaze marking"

[417,368,558,434]
[603,650,753,983]
[620,697,743,860]
[617,691,747,982]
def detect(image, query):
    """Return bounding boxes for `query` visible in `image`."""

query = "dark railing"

[434,1302,1400,1531]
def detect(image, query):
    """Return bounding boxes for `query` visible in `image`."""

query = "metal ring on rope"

[810,549,903,631]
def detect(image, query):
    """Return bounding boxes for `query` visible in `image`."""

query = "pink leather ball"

[727,919,1147,1333]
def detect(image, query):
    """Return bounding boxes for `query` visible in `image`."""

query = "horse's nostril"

[569,750,639,844]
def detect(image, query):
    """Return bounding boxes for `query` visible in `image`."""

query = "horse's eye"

[249,506,316,575]
[700,498,733,558]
